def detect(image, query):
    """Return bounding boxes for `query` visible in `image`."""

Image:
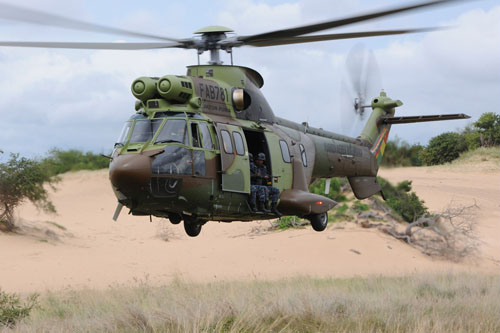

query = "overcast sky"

[0,0,498,158]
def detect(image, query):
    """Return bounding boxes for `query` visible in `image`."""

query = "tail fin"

[370,127,390,167]
[360,90,402,166]
[348,91,402,199]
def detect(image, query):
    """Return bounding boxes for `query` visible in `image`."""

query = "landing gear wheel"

[309,213,328,232]
[169,213,182,225]
[183,220,202,237]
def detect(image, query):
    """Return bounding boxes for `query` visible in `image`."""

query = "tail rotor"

[340,44,382,137]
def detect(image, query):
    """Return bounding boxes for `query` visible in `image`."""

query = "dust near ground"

[1,163,498,293]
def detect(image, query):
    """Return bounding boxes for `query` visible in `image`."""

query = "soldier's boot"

[249,201,258,212]
[271,202,282,217]
[258,202,271,213]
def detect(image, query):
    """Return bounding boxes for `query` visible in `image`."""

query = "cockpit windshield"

[155,119,188,145]
[129,119,163,143]
[116,121,132,146]
[115,114,189,147]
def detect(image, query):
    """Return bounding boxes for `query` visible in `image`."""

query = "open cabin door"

[214,123,250,194]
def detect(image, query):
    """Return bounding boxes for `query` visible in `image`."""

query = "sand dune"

[1,164,498,293]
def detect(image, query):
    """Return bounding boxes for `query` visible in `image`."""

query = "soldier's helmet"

[257,152,266,161]
[249,152,253,161]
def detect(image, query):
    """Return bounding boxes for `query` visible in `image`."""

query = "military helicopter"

[1,0,471,236]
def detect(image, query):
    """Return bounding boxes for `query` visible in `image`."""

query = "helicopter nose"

[109,154,152,195]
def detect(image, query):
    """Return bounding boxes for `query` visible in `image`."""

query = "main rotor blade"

[0,2,181,42]
[239,0,463,43]
[245,27,442,47]
[0,41,185,50]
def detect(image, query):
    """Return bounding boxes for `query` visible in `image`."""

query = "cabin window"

[154,119,188,145]
[129,119,163,143]
[199,122,214,149]
[299,144,308,167]
[279,140,291,163]
[190,123,201,148]
[221,130,233,154]
[233,132,245,156]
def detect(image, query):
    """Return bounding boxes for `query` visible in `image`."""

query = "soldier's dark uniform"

[249,153,269,212]
[254,153,281,216]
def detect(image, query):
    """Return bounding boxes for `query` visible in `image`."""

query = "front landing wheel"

[183,219,203,237]
[169,213,182,225]
[309,213,328,232]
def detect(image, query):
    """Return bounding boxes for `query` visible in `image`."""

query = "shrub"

[352,200,369,212]
[382,139,424,167]
[0,154,57,231]
[0,289,38,328]
[41,149,109,176]
[461,124,482,150]
[378,177,428,222]
[309,178,347,202]
[422,132,467,165]
[473,112,500,146]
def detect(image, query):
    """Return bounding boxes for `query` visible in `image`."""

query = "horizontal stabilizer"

[348,176,381,200]
[381,113,470,124]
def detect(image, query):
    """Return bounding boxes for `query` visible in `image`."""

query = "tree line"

[382,112,500,167]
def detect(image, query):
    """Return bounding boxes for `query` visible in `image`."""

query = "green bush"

[382,139,424,167]
[0,289,38,327]
[352,200,369,212]
[461,124,482,150]
[473,112,500,146]
[309,178,347,202]
[378,177,428,222]
[41,149,109,176]
[422,132,468,165]
[0,154,57,231]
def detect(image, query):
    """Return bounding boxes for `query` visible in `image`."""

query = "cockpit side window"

[155,119,188,145]
[190,123,202,148]
[129,119,162,143]
[199,122,214,150]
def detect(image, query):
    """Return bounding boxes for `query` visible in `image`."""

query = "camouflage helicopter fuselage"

[109,64,398,224]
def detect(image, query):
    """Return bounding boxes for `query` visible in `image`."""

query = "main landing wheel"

[183,218,204,237]
[309,213,328,232]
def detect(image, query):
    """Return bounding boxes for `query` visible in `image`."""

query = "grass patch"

[0,290,38,328]
[452,146,500,165]
[352,200,370,213]
[7,275,500,332]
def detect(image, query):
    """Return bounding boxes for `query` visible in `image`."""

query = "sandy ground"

[1,163,499,293]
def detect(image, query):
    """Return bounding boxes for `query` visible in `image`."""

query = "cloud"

[0,1,498,157]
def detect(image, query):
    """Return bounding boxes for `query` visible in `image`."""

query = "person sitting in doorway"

[248,153,269,213]
[254,152,281,216]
